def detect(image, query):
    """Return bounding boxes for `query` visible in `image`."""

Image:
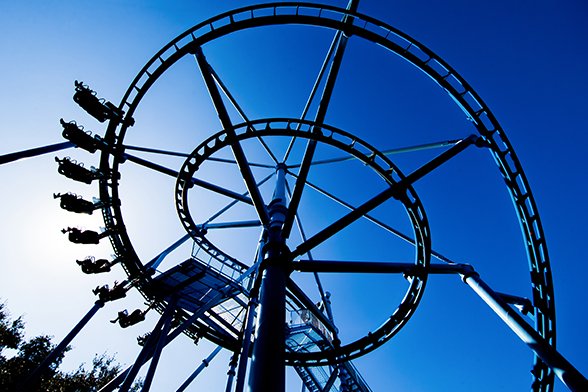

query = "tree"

[0,300,140,391]
[0,301,24,351]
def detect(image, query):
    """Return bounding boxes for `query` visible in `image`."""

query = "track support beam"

[175,346,222,392]
[461,268,588,392]
[18,300,104,392]
[248,164,288,392]
[0,141,74,165]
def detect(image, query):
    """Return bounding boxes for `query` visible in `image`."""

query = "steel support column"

[235,297,258,392]
[175,346,222,392]
[119,298,179,392]
[225,354,238,392]
[18,300,104,392]
[248,262,286,391]
[282,0,357,239]
[397,134,479,190]
[141,295,179,392]
[248,164,288,392]
[123,153,254,204]
[144,234,191,271]
[462,268,588,392]
[194,46,269,226]
[0,141,74,165]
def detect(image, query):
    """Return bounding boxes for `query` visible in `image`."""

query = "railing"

[288,308,333,345]
[191,242,252,290]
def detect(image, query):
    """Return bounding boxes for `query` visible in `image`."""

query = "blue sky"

[1,1,587,391]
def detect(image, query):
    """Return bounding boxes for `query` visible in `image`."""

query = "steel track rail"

[94,4,555,388]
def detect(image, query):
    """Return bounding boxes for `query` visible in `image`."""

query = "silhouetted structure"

[14,3,588,392]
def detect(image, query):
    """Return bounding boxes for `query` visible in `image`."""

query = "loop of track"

[95,3,554,386]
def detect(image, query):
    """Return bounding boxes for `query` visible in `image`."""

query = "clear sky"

[1,1,587,391]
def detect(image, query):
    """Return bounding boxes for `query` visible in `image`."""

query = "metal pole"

[398,134,478,190]
[175,346,223,392]
[123,153,253,204]
[235,233,265,392]
[194,46,270,226]
[18,300,104,392]
[282,0,357,239]
[144,234,191,271]
[462,268,588,392]
[248,164,288,392]
[235,297,258,392]
[119,299,178,392]
[0,141,74,165]
[295,139,461,167]
[141,296,179,392]
[225,353,238,392]
[323,367,339,392]
[248,260,286,391]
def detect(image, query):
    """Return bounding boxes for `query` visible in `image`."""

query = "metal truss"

[8,2,588,392]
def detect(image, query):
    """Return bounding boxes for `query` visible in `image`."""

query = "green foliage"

[0,301,25,351]
[0,300,140,391]
[51,353,123,391]
[0,334,67,390]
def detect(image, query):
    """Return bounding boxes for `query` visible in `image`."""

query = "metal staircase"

[286,308,372,392]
